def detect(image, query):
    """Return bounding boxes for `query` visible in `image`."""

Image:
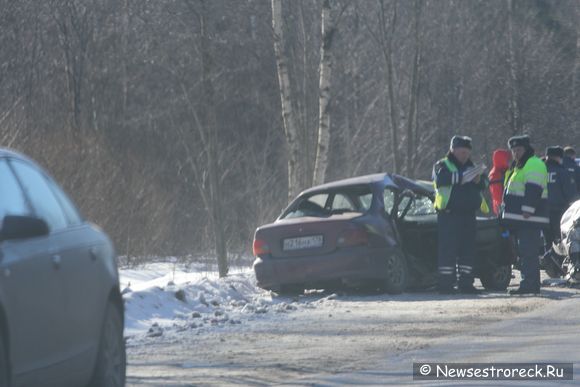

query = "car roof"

[299,173,435,198]
[0,147,37,164]
[300,173,397,196]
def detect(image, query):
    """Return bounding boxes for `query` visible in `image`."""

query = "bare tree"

[313,0,349,186]
[53,0,94,131]
[507,0,522,135]
[1,0,578,264]
[271,0,305,201]
[404,0,422,178]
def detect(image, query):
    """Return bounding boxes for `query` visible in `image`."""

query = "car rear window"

[282,187,373,219]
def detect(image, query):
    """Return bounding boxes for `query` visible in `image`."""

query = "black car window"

[0,159,29,220]
[47,179,83,226]
[10,160,68,231]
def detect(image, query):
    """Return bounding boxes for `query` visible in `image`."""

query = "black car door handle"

[52,254,61,269]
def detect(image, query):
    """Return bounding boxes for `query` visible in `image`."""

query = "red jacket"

[488,149,511,215]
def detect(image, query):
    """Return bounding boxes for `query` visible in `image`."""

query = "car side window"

[404,195,437,217]
[47,179,83,226]
[331,194,356,212]
[10,160,68,231]
[308,194,330,209]
[0,159,29,220]
[358,193,373,211]
[383,189,396,215]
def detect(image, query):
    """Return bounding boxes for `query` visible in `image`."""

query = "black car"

[253,173,513,293]
[0,149,125,387]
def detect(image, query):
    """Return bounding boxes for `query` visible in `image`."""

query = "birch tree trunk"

[379,0,400,174]
[312,0,334,186]
[507,0,521,135]
[405,0,422,178]
[272,0,303,201]
[298,1,312,188]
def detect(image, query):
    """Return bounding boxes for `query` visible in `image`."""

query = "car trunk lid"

[255,213,363,258]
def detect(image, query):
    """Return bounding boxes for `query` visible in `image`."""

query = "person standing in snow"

[432,135,489,294]
[501,135,549,295]
[488,149,511,216]
[543,146,576,251]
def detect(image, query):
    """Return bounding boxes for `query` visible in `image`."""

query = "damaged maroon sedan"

[252,173,513,294]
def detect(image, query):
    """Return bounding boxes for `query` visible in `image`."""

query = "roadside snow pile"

[120,263,301,340]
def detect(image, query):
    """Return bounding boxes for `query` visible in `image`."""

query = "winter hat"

[450,135,472,150]
[546,146,564,158]
[508,135,530,149]
[564,146,576,156]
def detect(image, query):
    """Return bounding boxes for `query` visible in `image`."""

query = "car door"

[0,158,67,386]
[45,176,108,371]
[7,159,75,385]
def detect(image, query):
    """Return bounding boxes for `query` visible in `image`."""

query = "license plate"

[283,235,324,251]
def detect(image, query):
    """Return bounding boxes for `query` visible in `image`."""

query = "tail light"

[337,226,369,247]
[253,238,270,256]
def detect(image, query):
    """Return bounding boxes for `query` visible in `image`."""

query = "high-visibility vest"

[502,156,549,225]
[434,158,490,214]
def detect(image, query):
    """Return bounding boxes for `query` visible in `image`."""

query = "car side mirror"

[0,215,50,242]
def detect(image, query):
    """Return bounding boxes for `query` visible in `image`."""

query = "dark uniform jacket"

[545,159,576,212]
[563,156,580,195]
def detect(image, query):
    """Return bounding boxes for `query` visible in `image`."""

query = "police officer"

[433,135,488,294]
[543,146,576,250]
[563,146,580,195]
[502,135,549,295]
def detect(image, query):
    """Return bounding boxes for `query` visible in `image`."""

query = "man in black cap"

[563,146,580,194]
[502,135,549,295]
[543,146,576,251]
[432,135,488,294]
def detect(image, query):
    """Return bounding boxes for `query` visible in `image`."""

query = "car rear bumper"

[253,247,394,290]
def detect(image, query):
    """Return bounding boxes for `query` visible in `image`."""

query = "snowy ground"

[122,262,580,386]
[121,262,281,341]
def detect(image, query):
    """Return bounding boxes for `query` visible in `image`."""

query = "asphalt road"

[126,279,580,386]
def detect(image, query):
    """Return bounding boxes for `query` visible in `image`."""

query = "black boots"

[508,287,540,296]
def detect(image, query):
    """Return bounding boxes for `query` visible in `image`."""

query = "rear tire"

[382,250,408,294]
[0,331,9,387]
[89,302,126,387]
[480,264,511,291]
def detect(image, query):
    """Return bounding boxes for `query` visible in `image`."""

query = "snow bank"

[120,262,300,340]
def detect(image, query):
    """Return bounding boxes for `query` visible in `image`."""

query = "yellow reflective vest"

[502,155,549,226]
[434,158,490,214]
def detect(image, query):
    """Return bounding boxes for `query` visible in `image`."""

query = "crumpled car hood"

[560,199,580,256]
